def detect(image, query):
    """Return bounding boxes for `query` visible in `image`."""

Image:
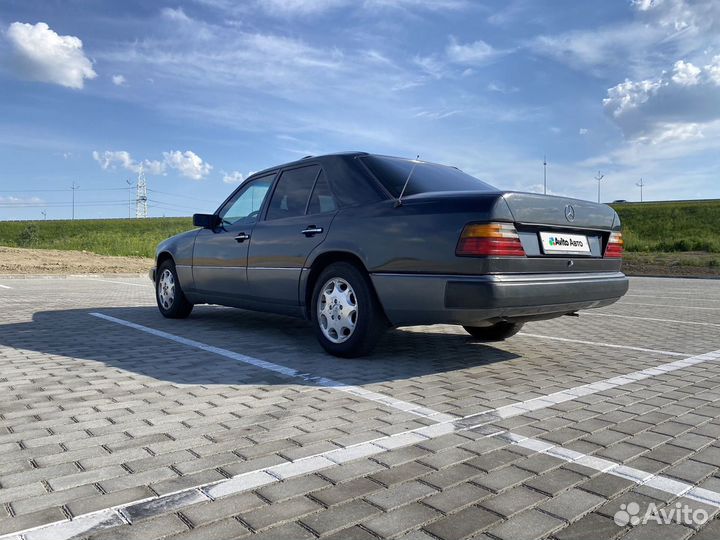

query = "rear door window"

[307,170,337,215]
[265,165,320,221]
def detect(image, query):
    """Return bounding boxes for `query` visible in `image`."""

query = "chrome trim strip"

[371,272,626,283]
[191,266,307,271]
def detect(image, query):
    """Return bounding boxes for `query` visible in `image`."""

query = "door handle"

[301,226,323,236]
[235,232,250,242]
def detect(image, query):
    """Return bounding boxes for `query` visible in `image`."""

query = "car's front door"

[192,174,275,302]
[247,165,338,309]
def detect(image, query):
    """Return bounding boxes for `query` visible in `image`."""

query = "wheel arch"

[302,251,389,323]
[156,251,175,276]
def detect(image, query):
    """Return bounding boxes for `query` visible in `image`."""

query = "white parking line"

[0,284,12,289]
[89,312,457,423]
[13,344,720,540]
[85,278,150,287]
[12,314,717,540]
[584,312,720,328]
[618,301,720,311]
[517,333,686,357]
[626,294,720,302]
[503,432,720,507]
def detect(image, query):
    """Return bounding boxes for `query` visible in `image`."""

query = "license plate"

[539,231,591,255]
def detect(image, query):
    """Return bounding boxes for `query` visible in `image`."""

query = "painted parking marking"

[504,432,720,507]
[625,293,720,302]
[89,312,458,423]
[0,284,12,289]
[618,301,720,311]
[584,312,720,328]
[84,278,150,287]
[12,314,720,540]
[517,333,686,357]
[13,355,720,540]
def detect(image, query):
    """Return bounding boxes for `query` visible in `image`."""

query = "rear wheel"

[463,321,523,341]
[311,262,387,357]
[156,260,193,319]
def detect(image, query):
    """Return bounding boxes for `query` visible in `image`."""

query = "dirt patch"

[0,246,152,275]
[622,251,720,278]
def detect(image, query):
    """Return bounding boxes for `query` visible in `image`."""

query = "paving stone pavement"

[0,275,719,539]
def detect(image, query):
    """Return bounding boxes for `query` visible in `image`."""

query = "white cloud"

[414,36,501,80]
[487,81,518,93]
[254,0,466,15]
[222,171,245,184]
[532,24,662,76]
[706,55,720,85]
[112,74,126,86]
[534,1,720,77]
[257,0,346,15]
[0,196,44,205]
[163,150,213,180]
[4,22,96,89]
[603,78,664,117]
[579,128,589,135]
[445,37,497,65]
[671,60,700,86]
[93,150,167,176]
[93,150,137,171]
[637,122,704,144]
[161,7,193,22]
[603,57,720,141]
[632,0,655,11]
[142,160,167,175]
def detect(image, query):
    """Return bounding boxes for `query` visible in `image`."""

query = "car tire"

[463,321,523,341]
[311,262,387,358]
[155,259,193,319]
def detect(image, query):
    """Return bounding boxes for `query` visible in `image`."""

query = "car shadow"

[0,305,520,388]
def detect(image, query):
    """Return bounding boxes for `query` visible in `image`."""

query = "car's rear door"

[192,174,275,302]
[247,165,338,310]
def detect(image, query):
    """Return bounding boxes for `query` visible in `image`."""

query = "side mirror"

[193,213,220,229]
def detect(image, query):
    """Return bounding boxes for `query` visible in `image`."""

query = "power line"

[0,187,131,192]
[636,178,645,202]
[71,182,79,220]
[147,188,217,204]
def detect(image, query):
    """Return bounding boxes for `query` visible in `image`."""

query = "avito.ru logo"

[614,501,708,527]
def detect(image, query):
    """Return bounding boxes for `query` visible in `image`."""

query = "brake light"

[605,231,624,258]
[456,222,526,257]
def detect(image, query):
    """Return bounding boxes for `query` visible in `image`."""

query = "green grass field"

[0,217,192,259]
[0,199,718,261]
[611,200,720,253]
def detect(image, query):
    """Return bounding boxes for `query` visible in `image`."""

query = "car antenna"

[395,155,420,208]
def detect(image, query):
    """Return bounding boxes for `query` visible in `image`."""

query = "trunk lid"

[501,192,618,259]
[502,192,617,230]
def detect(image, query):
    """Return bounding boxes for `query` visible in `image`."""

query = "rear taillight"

[605,231,624,258]
[456,222,526,257]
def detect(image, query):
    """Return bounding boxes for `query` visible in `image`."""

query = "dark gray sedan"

[152,152,628,357]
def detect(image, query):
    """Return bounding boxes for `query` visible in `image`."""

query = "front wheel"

[156,260,193,319]
[463,321,523,341]
[311,262,387,357]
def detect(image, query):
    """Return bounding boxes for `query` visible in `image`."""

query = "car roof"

[249,151,369,178]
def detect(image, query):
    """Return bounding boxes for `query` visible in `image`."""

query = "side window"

[218,175,274,226]
[266,165,320,221]
[307,170,338,215]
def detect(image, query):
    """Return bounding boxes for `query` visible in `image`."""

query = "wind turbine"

[595,171,605,203]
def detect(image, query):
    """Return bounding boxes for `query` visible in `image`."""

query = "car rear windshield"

[361,155,496,198]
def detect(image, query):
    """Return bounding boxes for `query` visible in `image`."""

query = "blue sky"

[1,0,719,220]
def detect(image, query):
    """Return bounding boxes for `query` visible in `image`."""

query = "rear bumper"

[370,271,629,327]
